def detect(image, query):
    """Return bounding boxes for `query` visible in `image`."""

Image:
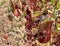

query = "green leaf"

[42,0,45,3]
[56,0,60,9]
[34,11,40,16]
[56,23,60,31]
[51,0,55,5]
[53,9,57,19]
[0,0,5,7]
[21,12,26,18]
